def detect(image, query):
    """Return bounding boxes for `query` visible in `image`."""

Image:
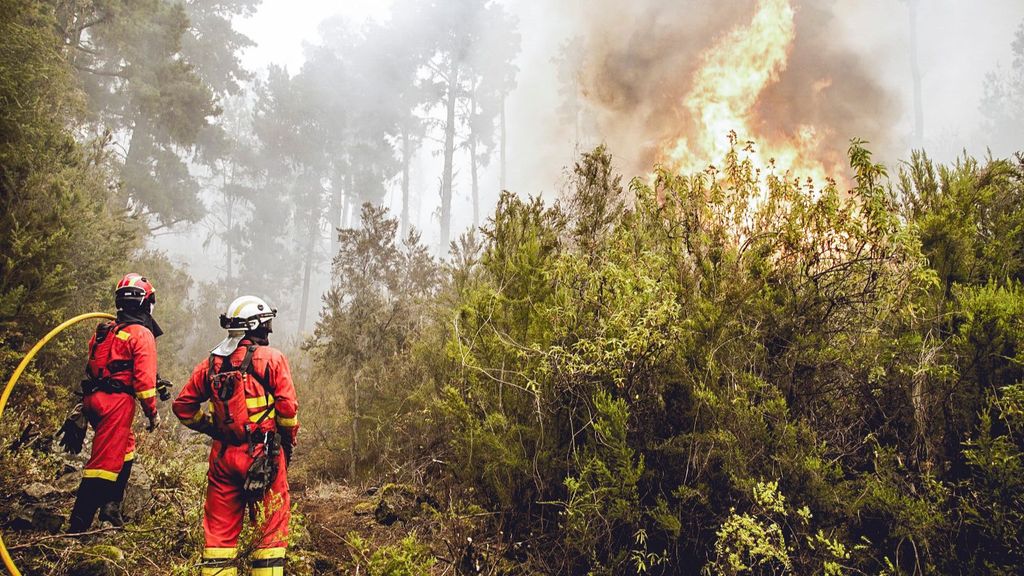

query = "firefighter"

[68,273,162,532]
[173,296,299,576]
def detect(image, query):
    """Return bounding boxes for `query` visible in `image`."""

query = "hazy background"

[150,0,1024,338]
[234,0,1024,182]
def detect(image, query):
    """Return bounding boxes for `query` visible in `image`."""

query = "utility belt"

[216,422,279,447]
[80,377,132,396]
[81,360,134,395]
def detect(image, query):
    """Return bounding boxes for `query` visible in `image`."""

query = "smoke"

[148,0,1024,338]
[755,2,899,166]
[561,0,900,175]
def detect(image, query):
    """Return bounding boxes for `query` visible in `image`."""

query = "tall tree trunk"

[298,200,317,333]
[908,0,924,147]
[225,197,233,281]
[500,94,507,191]
[350,377,358,479]
[341,170,353,230]
[440,64,459,255]
[221,168,233,281]
[331,167,343,258]
[401,131,411,237]
[347,171,356,228]
[471,137,479,228]
[124,115,149,185]
[470,91,479,228]
[124,114,154,222]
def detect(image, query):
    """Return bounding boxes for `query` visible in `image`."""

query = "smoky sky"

[567,0,900,174]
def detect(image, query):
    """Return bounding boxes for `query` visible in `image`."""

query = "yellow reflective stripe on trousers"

[136,388,157,399]
[249,408,275,422]
[252,547,286,559]
[275,414,298,427]
[83,469,118,481]
[246,396,275,409]
[252,547,286,576]
[201,546,238,576]
[202,547,237,559]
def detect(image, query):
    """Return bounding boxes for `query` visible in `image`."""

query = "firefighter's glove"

[184,412,215,438]
[57,403,87,454]
[243,454,277,503]
[146,411,161,432]
[283,441,293,467]
[156,376,173,402]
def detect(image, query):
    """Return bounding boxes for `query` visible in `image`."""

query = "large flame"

[662,0,835,187]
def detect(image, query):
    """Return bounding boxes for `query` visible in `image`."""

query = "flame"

[662,0,836,187]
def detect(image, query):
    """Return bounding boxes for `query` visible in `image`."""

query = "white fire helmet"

[211,295,277,356]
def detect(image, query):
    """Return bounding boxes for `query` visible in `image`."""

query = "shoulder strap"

[205,345,273,400]
[238,345,257,373]
[249,364,273,393]
[242,345,274,397]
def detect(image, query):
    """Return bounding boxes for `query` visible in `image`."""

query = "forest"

[2,0,1024,574]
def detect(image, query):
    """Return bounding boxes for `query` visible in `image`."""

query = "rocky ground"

[0,421,514,575]
[4,461,494,575]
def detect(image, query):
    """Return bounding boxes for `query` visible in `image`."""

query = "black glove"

[282,441,293,467]
[156,375,173,402]
[57,404,87,454]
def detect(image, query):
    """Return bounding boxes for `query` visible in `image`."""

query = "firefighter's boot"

[68,478,112,533]
[98,459,133,527]
[98,501,124,528]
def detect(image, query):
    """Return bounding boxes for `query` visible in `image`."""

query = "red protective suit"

[69,321,158,532]
[173,339,299,576]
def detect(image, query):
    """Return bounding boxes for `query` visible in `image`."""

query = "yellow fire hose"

[0,312,115,576]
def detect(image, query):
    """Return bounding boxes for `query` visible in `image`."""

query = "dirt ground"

[295,479,455,574]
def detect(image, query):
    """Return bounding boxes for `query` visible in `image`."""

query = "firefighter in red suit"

[173,296,298,576]
[68,273,162,532]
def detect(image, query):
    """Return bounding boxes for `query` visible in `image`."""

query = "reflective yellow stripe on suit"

[82,469,118,482]
[249,408,275,422]
[201,547,238,576]
[275,415,298,427]
[202,547,237,559]
[251,547,286,576]
[246,396,274,409]
[181,410,206,425]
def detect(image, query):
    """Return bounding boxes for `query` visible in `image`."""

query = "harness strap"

[207,345,275,444]
[81,377,133,396]
[107,359,133,374]
[238,345,257,374]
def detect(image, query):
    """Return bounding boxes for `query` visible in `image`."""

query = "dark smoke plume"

[566,0,901,175]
